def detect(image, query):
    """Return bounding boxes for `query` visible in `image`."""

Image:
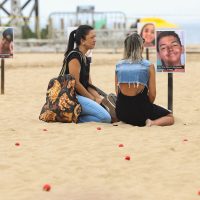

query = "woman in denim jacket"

[115,33,174,126]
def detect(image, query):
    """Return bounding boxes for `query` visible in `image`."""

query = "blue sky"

[40,0,200,19]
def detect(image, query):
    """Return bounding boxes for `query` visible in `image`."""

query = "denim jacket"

[116,59,151,87]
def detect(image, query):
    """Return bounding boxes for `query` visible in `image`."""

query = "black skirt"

[115,87,171,127]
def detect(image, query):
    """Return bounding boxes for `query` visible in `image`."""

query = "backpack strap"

[59,50,86,76]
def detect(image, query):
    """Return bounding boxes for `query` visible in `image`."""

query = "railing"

[14,29,200,53]
[14,29,134,53]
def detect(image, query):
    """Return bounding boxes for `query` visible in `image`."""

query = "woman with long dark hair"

[62,25,111,123]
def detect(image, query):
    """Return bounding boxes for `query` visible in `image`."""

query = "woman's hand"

[94,96,103,104]
[88,87,103,104]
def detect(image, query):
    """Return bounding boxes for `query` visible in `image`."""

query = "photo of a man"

[0,27,14,58]
[156,30,185,72]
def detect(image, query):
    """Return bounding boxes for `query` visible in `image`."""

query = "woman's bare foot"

[145,119,153,127]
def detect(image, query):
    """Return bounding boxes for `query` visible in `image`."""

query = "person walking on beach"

[115,33,174,126]
[156,31,185,72]
[61,25,111,123]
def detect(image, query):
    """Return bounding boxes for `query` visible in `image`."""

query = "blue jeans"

[77,95,111,123]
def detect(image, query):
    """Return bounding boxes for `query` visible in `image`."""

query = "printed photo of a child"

[138,23,156,48]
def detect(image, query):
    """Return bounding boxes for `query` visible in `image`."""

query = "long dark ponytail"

[64,29,77,57]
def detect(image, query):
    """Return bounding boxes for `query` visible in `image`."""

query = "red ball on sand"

[118,144,124,147]
[97,127,101,130]
[43,128,48,131]
[125,155,131,160]
[198,190,200,195]
[15,142,20,146]
[43,184,51,191]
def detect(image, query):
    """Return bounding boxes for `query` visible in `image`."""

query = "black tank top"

[64,49,90,89]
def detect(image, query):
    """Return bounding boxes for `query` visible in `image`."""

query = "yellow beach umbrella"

[140,17,177,28]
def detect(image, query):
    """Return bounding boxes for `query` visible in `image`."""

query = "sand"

[0,52,200,200]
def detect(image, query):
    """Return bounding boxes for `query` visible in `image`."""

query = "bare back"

[119,83,145,96]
